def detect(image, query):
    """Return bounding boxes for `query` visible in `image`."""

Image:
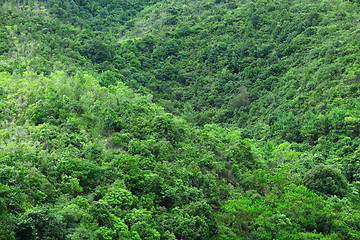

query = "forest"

[1,0,360,239]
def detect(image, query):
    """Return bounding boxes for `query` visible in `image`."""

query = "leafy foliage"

[1,0,360,239]
[303,165,349,198]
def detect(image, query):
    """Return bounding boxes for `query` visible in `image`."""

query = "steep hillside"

[120,0,360,129]
[117,0,360,189]
[1,0,360,239]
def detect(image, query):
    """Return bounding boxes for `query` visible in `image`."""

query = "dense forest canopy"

[1,0,360,239]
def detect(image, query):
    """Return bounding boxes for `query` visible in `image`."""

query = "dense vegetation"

[1,0,360,239]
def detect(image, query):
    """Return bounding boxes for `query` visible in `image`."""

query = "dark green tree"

[303,165,349,198]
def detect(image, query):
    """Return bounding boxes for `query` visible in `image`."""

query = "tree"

[303,165,349,197]
[14,207,66,240]
[82,38,113,64]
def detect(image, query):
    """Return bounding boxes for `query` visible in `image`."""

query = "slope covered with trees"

[1,0,360,239]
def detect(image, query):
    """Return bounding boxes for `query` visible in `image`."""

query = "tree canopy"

[1,0,360,239]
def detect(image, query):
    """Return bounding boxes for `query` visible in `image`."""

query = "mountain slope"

[1,0,360,239]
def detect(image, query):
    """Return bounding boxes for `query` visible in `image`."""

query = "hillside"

[1,0,360,239]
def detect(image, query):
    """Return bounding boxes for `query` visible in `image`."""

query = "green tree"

[303,165,349,198]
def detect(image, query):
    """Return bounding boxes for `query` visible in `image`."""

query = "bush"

[303,165,348,197]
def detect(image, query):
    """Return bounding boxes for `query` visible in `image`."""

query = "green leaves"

[219,182,328,238]
[56,158,102,193]
[303,165,349,198]
[104,187,137,210]
[27,87,75,125]
[82,38,114,64]
[14,207,67,240]
[151,113,182,145]
[152,39,179,61]
[2,0,360,238]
